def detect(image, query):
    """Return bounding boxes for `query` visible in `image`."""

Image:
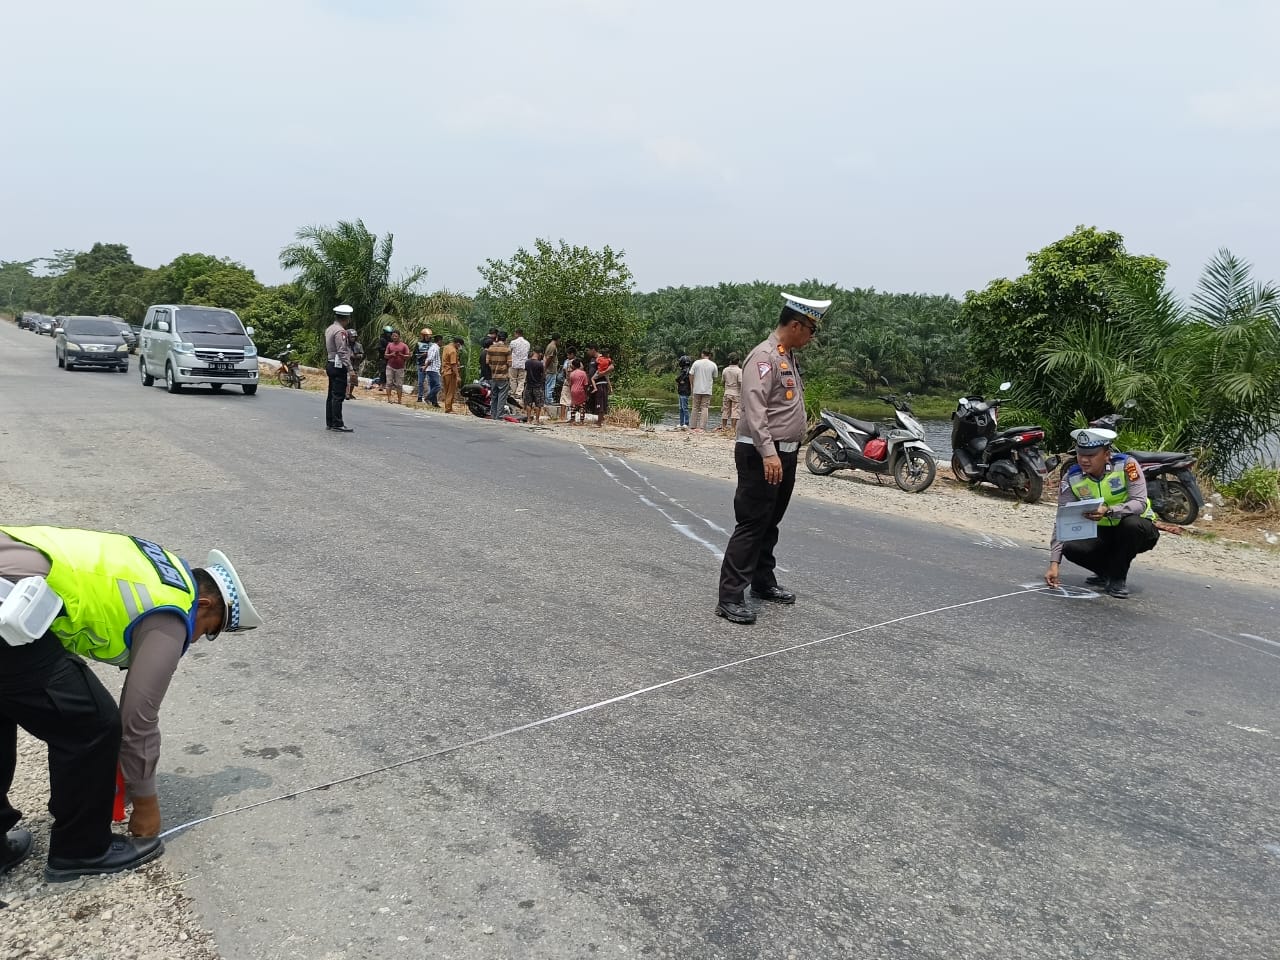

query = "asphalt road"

[2,321,1277,960]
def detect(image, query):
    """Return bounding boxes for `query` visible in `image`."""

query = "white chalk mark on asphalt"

[1019,582,1099,599]
[578,444,724,560]
[159,585,1053,840]
[1238,633,1280,650]
[1195,628,1280,663]
[1226,722,1272,736]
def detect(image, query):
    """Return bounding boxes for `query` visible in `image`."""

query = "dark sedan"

[104,316,139,353]
[55,316,131,372]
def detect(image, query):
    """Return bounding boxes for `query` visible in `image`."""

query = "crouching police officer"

[716,292,830,624]
[1044,428,1159,599]
[0,525,261,881]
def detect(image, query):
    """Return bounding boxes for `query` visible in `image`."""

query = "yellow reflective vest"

[0,525,196,667]
[1065,456,1156,527]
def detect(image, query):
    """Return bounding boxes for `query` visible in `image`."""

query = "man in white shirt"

[508,329,530,408]
[689,349,718,432]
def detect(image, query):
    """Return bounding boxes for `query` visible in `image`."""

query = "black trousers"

[0,635,119,860]
[718,446,799,604]
[326,364,347,428]
[1062,515,1160,581]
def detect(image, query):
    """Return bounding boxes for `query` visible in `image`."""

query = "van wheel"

[210,383,224,392]
[140,358,154,387]
[242,384,258,396]
[165,364,182,394]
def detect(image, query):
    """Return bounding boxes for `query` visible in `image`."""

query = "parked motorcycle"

[805,394,937,492]
[276,345,305,389]
[1061,400,1205,525]
[459,380,522,420]
[950,381,1055,502]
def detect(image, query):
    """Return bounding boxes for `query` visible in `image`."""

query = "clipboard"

[1056,498,1105,542]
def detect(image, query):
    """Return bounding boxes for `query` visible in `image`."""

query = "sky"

[3,0,1278,298]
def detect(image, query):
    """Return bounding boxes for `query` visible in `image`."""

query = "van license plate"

[209,363,235,372]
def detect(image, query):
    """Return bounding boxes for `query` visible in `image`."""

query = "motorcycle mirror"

[999,381,1012,392]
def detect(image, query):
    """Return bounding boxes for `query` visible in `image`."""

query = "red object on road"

[113,766,126,823]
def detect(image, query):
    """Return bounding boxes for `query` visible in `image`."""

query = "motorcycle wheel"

[276,369,292,386]
[1153,478,1199,525]
[893,449,936,493]
[805,436,840,476]
[951,452,977,484]
[1015,467,1044,503]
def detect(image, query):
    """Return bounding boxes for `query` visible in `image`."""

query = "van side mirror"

[156,321,170,333]
[54,327,64,336]
[245,326,255,336]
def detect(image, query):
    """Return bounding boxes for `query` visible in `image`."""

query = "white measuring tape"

[159,585,1055,839]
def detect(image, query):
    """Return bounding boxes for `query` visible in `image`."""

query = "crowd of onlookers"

[341,322,744,432]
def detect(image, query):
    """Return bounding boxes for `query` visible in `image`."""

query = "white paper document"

[1056,498,1105,542]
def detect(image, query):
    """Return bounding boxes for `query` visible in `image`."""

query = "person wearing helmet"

[1045,427,1159,598]
[324,304,355,432]
[0,525,262,880]
[675,355,693,429]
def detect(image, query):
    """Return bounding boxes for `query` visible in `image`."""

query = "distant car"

[55,315,130,372]
[103,316,138,354]
[37,316,58,336]
[17,312,38,330]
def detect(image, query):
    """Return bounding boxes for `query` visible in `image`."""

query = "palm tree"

[1040,249,1280,477]
[279,220,428,354]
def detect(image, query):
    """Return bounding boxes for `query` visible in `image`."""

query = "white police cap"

[781,292,832,324]
[1071,427,1118,449]
[203,549,263,638]
[333,304,354,316]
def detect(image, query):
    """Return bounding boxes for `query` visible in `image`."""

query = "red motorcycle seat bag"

[864,438,887,461]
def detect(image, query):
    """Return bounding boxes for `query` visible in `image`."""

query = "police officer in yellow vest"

[0,525,261,882]
[1044,428,1159,599]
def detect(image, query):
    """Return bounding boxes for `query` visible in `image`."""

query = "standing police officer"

[325,304,355,432]
[716,293,830,624]
[1045,427,1159,598]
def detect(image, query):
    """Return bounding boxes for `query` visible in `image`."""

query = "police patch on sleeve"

[131,537,190,592]
[1125,459,1140,482]
[757,361,772,379]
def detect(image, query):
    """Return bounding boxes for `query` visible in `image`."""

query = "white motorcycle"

[805,393,937,493]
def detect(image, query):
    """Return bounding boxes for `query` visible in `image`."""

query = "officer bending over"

[0,525,261,882]
[1044,428,1159,599]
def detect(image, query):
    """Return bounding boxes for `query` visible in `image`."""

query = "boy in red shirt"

[383,331,410,404]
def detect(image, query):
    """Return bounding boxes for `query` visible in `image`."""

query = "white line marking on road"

[1238,633,1280,650]
[159,585,1052,840]
[578,444,725,560]
[1226,722,1272,736]
[1195,628,1280,662]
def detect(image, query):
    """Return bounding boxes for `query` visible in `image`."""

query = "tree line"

[5,222,1277,480]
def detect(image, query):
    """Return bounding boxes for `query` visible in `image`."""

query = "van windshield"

[175,308,245,336]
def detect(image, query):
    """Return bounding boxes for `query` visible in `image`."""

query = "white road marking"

[1195,628,1280,662]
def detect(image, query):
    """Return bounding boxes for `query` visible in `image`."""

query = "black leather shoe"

[1106,579,1130,599]
[751,585,796,605]
[715,601,756,624]
[1,828,33,873]
[1085,575,1108,587]
[331,425,354,433]
[44,836,164,883]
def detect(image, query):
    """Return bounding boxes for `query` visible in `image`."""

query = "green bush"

[1221,464,1280,511]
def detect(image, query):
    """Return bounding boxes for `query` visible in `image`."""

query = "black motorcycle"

[1061,401,1204,525]
[459,380,522,419]
[950,381,1055,502]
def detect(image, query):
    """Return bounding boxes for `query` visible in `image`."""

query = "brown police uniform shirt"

[739,330,806,458]
[441,342,460,376]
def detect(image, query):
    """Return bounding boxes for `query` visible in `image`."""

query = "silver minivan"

[138,304,259,395]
